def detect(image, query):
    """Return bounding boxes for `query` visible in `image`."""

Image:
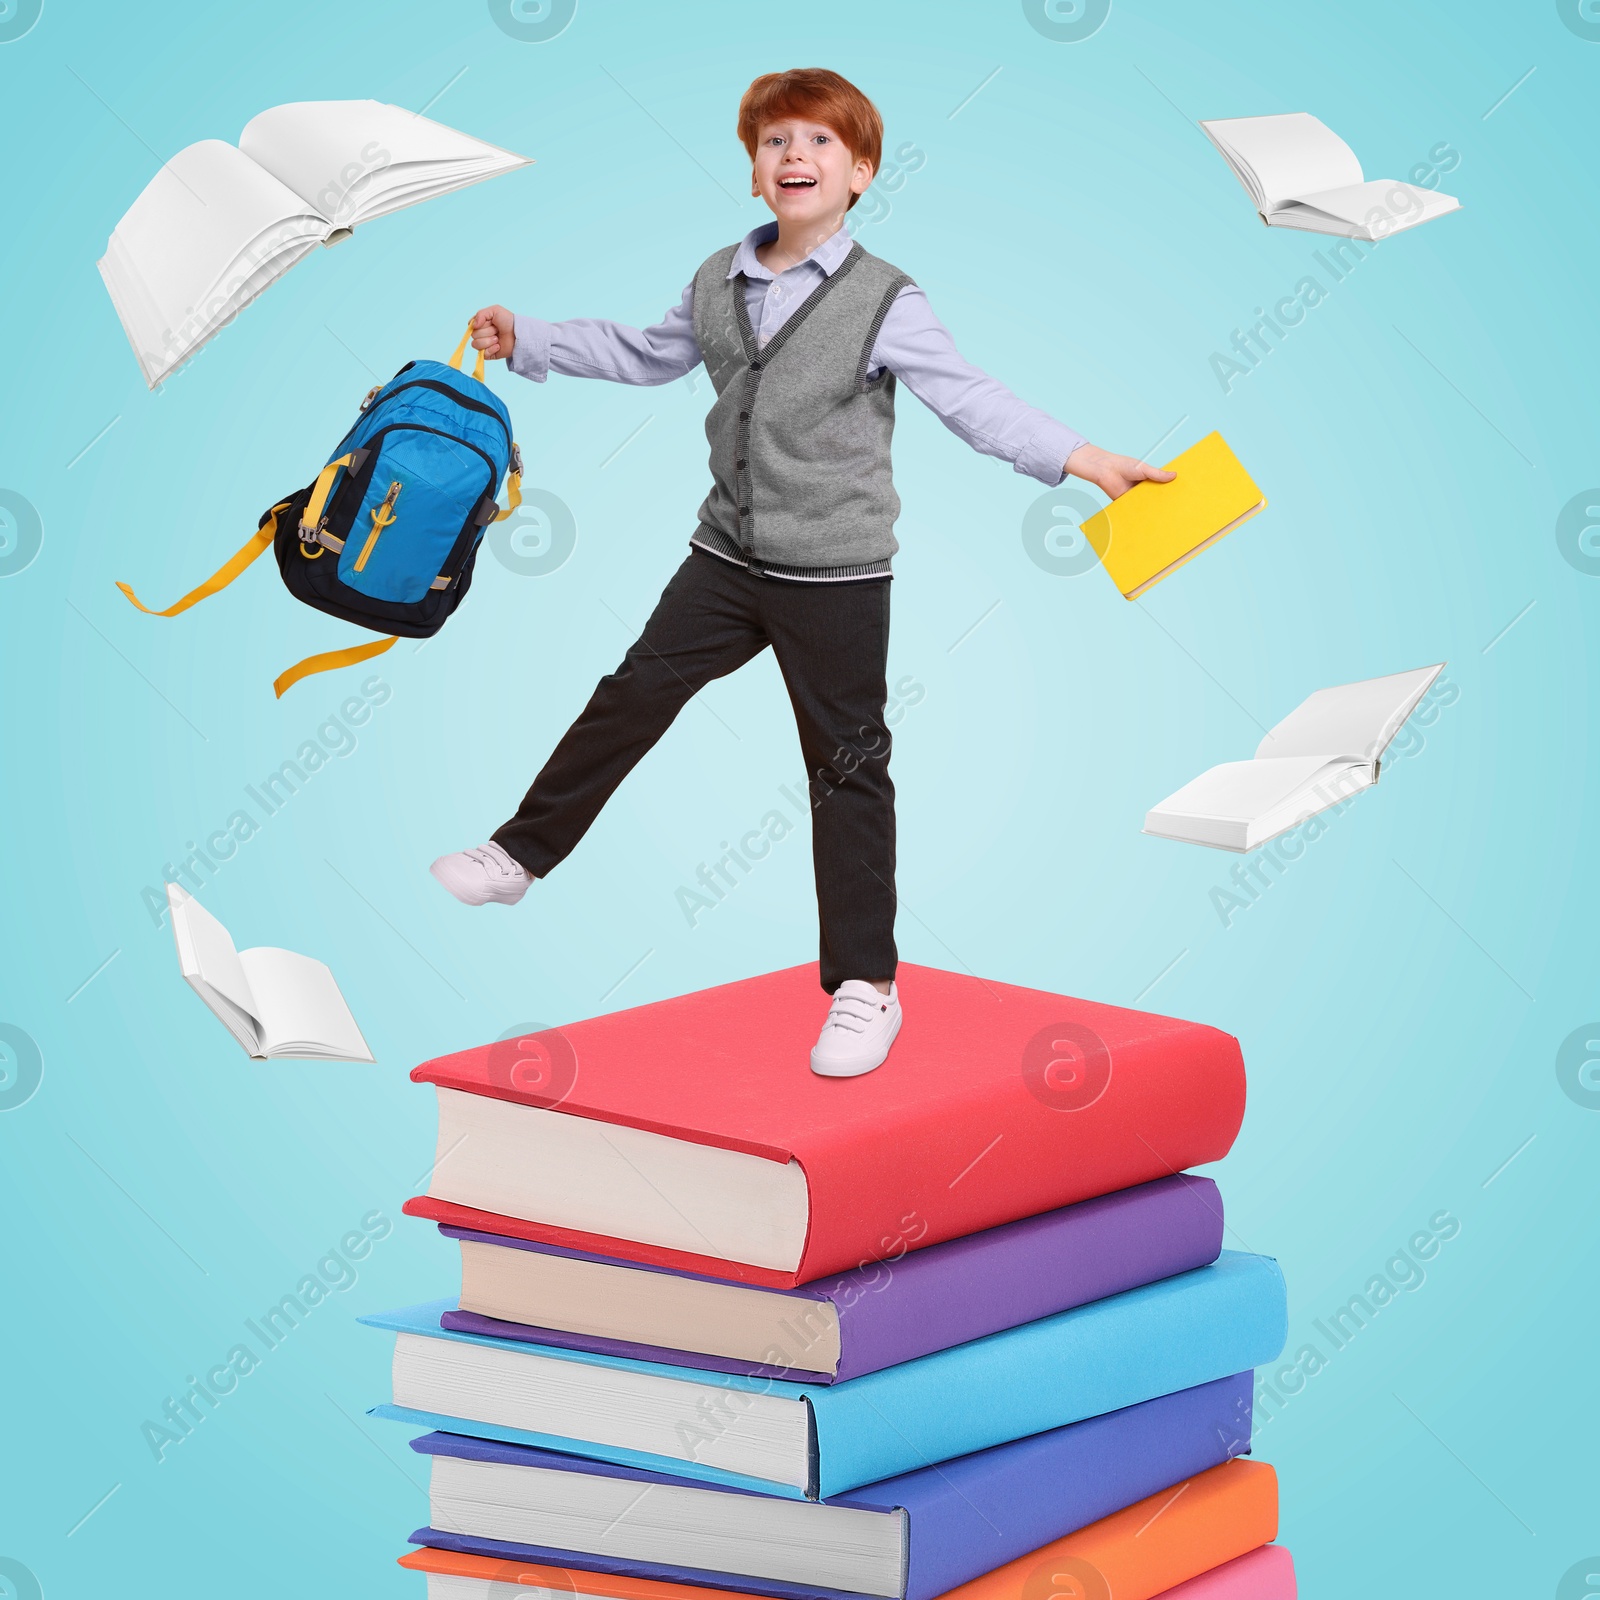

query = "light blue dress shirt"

[507,222,1088,487]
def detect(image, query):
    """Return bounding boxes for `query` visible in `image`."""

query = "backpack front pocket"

[336,425,497,603]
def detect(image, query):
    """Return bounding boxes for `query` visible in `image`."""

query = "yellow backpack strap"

[448,325,517,521]
[298,451,360,538]
[449,322,488,383]
[273,635,397,699]
[116,500,292,617]
[492,443,524,522]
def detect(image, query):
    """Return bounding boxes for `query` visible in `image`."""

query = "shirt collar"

[728,221,855,282]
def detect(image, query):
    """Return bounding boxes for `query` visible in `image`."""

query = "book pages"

[240,946,375,1061]
[1254,665,1444,763]
[1201,113,1364,211]
[240,99,531,227]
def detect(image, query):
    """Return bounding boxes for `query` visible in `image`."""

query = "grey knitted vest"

[691,240,914,574]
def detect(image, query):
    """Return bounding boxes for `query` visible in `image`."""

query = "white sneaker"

[810,980,902,1077]
[430,841,533,906]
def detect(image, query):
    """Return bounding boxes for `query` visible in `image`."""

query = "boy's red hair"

[737,69,883,208]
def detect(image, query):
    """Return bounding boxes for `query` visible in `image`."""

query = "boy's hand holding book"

[1065,443,1176,500]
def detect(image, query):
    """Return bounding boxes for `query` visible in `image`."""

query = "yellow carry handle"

[117,500,294,617]
[447,323,521,522]
[449,322,488,383]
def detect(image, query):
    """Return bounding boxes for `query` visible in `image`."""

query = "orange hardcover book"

[945,1457,1278,1600]
[399,1457,1278,1600]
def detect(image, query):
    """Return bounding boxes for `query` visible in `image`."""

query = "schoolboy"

[432,68,1171,1076]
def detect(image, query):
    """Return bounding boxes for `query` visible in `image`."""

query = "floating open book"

[1078,432,1264,600]
[1144,664,1445,852]
[100,100,531,387]
[1200,113,1460,241]
[168,885,373,1060]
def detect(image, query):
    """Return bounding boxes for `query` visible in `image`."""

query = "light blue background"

[1,1,1596,1595]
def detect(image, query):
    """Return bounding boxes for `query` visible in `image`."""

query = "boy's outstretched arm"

[468,285,703,387]
[871,285,1174,499]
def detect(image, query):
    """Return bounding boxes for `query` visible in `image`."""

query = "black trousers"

[494,550,897,992]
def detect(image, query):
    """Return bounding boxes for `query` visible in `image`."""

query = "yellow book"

[1079,431,1265,600]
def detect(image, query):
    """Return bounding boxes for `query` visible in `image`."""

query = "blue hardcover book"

[363,1249,1285,1499]
[407,1371,1255,1600]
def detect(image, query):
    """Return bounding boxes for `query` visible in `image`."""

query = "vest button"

[740,505,750,515]
[738,411,750,421]
[736,458,747,470]
[750,362,763,372]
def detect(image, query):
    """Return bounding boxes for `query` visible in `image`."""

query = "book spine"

[933,1461,1278,1600]
[810,1253,1285,1497]
[901,1373,1255,1600]
[829,1175,1225,1382]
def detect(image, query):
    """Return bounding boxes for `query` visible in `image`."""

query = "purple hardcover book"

[439,1172,1222,1382]
[407,1370,1254,1600]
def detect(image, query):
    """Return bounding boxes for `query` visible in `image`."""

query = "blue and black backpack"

[119,326,522,695]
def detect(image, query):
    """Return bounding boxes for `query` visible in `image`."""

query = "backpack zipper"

[361,378,512,452]
[327,423,499,593]
[353,481,403,573]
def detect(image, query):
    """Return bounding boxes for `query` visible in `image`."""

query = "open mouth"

[777,175,818,192]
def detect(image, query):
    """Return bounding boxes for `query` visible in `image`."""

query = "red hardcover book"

[405,962,1244,1289]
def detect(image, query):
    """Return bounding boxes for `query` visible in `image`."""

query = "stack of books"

[366,963,1296,1599]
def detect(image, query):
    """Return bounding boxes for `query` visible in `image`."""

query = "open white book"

[1200,113,1459,240]
[1144,664,1445,852]
[168,885,373,1060]
[100,100,531,387]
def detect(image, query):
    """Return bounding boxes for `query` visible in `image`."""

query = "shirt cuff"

[1014,418,1090,486]
[506,315,553,382]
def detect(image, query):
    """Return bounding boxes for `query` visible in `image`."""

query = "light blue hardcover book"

[361,1249,1286,1500]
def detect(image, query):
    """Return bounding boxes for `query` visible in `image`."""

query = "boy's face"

[751,118,873,229]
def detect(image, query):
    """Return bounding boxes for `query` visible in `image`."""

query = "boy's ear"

[851,158,874,195]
